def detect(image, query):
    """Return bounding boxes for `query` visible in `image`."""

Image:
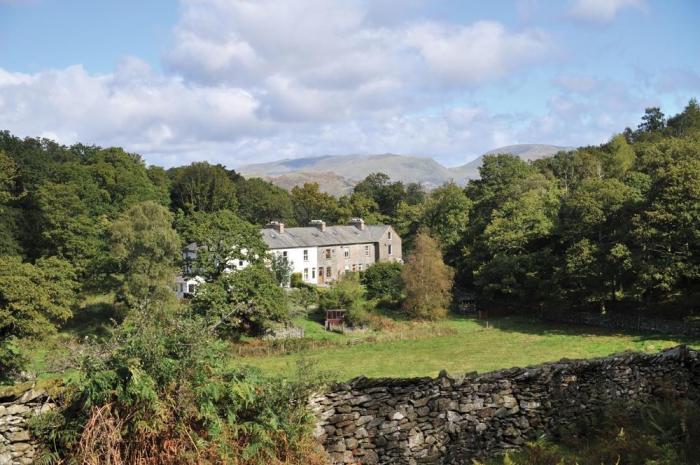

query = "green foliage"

[235,177,295,225]
[170,161,238,213]
[362,261,404,302]
[32,305,327,465]
[291,182,342,225]
[421,182,472,262]
[319,273,364,312]
[290,272,304,288]
[109,202,181,311]
[483,400,700,465]
[178,209,267,280]
[402,230,454,320]
[0,255,77,379]
[270,252,294,287]
[190,264,289,337]
[354,172,407,218]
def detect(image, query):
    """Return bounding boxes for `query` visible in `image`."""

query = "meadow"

[232,314,700,380]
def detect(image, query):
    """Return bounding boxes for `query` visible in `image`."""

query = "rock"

[389,411,404,421]
[7,430,30,442]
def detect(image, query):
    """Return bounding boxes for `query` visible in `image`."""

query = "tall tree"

[180,210,268,281]
[422,182,472,263]
[235,177,294,225]
[402,230,454,320]
[291,182,341,225]
[109,202,181,311]
[170,162,238,213]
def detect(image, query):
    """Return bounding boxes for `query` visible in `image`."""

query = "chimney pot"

[266,221,284,233]
[350,217,365,230]
[310,219,326,232]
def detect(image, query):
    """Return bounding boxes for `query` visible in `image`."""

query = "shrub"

[190,264,289,338]
[362,262,404,302]
[32,306,328,465]
[290,272,304,288]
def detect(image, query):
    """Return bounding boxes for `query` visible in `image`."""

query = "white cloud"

[1,0,658,170]
[405,21,550,86]
[569,0,646,23]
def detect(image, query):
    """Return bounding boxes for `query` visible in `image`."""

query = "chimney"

[310,219,326,232]
[266,221,284,234]
[350,218,365,230]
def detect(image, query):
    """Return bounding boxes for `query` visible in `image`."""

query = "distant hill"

[239,144,573,195]
[447,144,573,184]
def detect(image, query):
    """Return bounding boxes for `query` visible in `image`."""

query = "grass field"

[21,294,700,384]
[233,315,700,380]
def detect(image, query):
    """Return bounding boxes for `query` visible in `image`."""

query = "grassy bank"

[233,315,700,379]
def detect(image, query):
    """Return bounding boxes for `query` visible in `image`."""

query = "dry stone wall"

[0,388,55,465]
[310,346,700,465]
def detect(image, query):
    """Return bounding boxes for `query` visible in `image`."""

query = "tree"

[109,202,181,311]
[181,210,268,280]
[235,177,294,225]
[354,172,406,218]
[0,256,77,378]
[362,262,404,302]
[0,150,20,205]
[402,230,454,320]
[422,182,471,263]
[270,252,293,287]
[638,107,666,133]
[291,182,341,225]
[603,134,635,178]
[170,162,238,213]
[190,264,288,337]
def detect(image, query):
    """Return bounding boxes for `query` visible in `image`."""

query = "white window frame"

[303,249,309,261]
[364,245,369,256]
[303,268,309,280]
[344,248,349,258]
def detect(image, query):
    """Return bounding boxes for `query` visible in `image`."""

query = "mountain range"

[239,144,572,196]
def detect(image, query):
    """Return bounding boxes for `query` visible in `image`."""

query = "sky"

[0,0,698,168]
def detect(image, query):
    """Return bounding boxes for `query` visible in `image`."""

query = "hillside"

[239,144,571,194]
[447,144,573,183]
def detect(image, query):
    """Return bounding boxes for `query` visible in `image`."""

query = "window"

[388,244,393,255]
[387,231,392,240]
[358,264,363,271]
[352,264,356,272]
[188,284,196,293]
[303,268,309,280]
[303,249,308,261]
[325,248,332,259]
[364,245,369,256]
[283,251,288,258]
[344,248,349,258]
[319,267,324,278]
[312,268,316,279]
[326,266,332,277]
[239,260,244,267]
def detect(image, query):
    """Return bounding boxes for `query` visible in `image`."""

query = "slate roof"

[261,224,391,249]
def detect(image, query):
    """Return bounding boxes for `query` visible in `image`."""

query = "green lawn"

[233,315,700,380]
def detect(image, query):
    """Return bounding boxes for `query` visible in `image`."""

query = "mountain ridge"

[239,144,573,196]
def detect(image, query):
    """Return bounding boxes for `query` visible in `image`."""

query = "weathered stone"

[7,430,30,442]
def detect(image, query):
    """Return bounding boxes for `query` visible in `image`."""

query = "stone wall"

[541,310,700,336]
[310,346,700,465]
[0,388,56,465]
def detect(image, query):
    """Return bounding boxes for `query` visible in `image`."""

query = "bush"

[190,264,289,338]
[32,306,329,465]
[362,262,404,302]
[290,272,304,288]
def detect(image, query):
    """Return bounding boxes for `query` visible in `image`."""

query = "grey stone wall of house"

[0,388,56,465]
[375,226,401,263]
[316,243,377,284]
[310,346,700,465]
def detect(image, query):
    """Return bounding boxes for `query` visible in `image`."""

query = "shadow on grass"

[63,297,121,340]
[468,314,700,346]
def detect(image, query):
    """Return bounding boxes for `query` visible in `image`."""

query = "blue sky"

[1,0,698,168]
